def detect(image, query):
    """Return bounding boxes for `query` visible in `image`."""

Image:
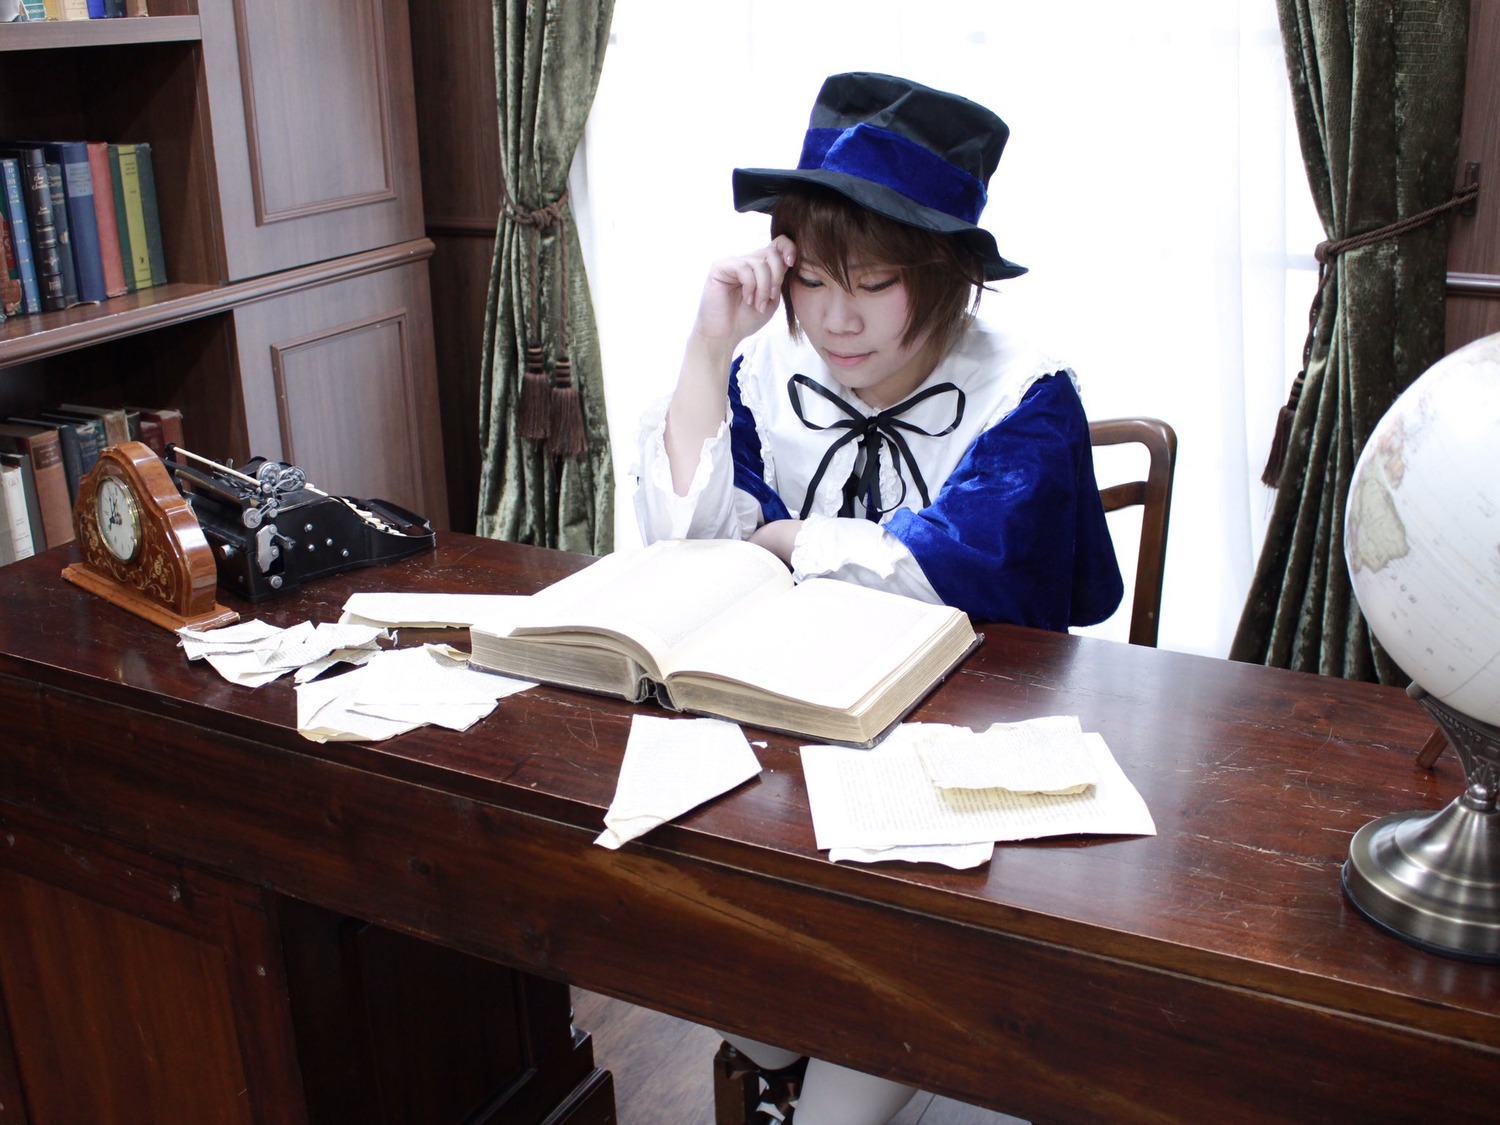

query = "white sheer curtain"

[572,0,1319,657]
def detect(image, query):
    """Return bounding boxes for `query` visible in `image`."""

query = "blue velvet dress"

[635,319,1123,630]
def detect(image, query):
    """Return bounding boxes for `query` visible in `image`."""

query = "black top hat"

[733,72,1025,282]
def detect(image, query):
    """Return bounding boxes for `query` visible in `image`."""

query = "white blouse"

[633,318,1074,606]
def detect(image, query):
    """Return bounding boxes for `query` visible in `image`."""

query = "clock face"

[96,474,142,562]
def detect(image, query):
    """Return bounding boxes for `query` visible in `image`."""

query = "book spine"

[0,478,15,567]
[44,163,79,307]
[133,142,167,286]
[0,209,22,317]
[0,431,72,548]
[61,0,90,16]
[88,143,127,297]
[86,0,107,14]
[0,463,35,563]
[125,0,146,15]
[19,151,65,312]
[113,144,152,291]
[0,451,45,555]
[136,406,184,448]
[55,143,107,304]
[137,417,164,455]
[107,146,137,293]
[0,159,41,314]
[19,2,47,22]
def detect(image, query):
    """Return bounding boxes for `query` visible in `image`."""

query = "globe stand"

[1343,687,1500,962]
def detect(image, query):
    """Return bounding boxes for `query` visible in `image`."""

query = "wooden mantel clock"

[62,441,239,632]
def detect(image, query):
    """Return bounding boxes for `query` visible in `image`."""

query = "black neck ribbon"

[787,374,966,521]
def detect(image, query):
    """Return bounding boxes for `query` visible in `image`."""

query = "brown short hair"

[770,186,987,351]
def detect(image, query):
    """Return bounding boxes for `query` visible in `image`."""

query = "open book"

[468,539,979,746]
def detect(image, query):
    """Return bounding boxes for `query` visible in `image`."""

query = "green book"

[107,145,137,293]
[109,143,152,292]
[133,142,167,287]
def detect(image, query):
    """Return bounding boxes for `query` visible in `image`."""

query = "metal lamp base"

[1342,688,1500,962]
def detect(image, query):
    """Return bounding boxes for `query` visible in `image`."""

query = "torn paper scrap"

[339,592,531,629]
[180,619,387,687]
[595,715,762,849]
[913,715,1098,795]
[296,643,533,742]
[801,727,1154,852]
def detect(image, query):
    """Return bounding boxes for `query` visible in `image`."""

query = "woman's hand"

[666,237,798,495]
[691,235,799,351]
[749,519,803,566]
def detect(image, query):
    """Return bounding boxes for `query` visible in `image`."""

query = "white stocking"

[718,1032,918,1125]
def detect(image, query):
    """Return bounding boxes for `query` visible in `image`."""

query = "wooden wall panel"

[1447,0,1500,349]
[408,0,500,533]
[231,255,448,525]
[200,0,426,281]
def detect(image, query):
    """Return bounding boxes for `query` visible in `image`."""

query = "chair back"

[1089,417,1177,647]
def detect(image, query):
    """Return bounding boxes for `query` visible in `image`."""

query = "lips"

[825,350,871,367]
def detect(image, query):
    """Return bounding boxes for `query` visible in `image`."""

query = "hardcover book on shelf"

[0,157,42,314]
[467,538,980,747]
[45,141,108,304]
[109,143,153,292]
[58,402,130,446]
[132,142,167,286]
[0,457,37,564]
[0,421,73,548]
[0,208,22,318]
[7,148,64,311]
[86,141,128,297]
[44,162,79,307]
[8,417,85,501]
[126,404,184,450]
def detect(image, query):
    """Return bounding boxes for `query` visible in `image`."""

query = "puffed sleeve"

[634,359,768,543]
[883,374,1124,629]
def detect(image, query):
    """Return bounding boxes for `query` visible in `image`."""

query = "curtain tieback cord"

[501,183,588,458]
[1262,175,1480,488]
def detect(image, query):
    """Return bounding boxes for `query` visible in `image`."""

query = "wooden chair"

[1089,417,1178,648]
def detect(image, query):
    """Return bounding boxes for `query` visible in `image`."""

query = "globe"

[1344,330,1500,727]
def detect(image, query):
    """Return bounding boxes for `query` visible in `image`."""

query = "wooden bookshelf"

[0,0,447,528]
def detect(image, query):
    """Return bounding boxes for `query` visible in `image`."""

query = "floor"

[571,990,1027,1125]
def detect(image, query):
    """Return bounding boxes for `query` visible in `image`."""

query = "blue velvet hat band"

[799,124,988,227]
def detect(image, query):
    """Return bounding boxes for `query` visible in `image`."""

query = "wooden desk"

[1,535,1496,1124]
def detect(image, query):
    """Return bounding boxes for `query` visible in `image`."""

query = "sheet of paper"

[594,715,763,849]
[801,726,1155,851]
[913,716,1098,794]
[296,644,533,742]
[340,592,531,629]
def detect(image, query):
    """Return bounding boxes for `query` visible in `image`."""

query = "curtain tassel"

[517,344,551,440]
[546,354,588,458]
[1261,370,1304,487]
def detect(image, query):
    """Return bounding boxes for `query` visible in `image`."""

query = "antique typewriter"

[166,447,435,602]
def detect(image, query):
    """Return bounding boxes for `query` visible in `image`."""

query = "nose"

[824,288,862,335]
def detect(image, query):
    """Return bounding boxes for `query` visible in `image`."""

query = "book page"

[800,726,1156,851]
[516,539,793,665]
[665,578,965,709]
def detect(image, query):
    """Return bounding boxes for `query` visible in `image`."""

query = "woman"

[634,72,1122,1124]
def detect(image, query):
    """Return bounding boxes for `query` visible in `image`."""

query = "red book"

[86,141,128,298]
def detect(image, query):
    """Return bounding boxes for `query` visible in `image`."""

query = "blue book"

[44,142,107,304]
[0,158,41,315]
[44,163,78,307]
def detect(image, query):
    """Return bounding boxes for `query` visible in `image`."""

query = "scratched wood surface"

[2,535,1496,1123]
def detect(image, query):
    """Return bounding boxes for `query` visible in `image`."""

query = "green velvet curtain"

[476,0,616,554]
[1230,0,1468,680]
